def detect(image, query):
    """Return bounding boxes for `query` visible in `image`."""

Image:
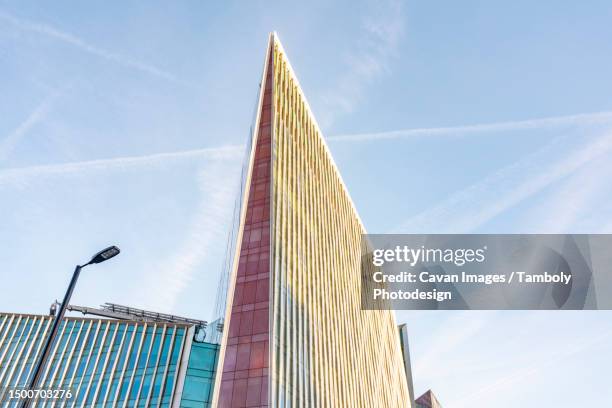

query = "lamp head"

[89,246,120,264]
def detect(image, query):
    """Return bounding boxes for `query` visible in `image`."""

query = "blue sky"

[1,1,612,406]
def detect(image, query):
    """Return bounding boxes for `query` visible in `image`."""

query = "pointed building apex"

[416,389,443,408]
[270,31,281,47]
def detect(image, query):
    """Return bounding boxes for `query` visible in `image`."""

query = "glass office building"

[212,33,413,407]
[0,311,219,407]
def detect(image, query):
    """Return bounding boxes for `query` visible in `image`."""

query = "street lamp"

[22,246,120,407]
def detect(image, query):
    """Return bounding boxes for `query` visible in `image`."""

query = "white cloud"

[137,159,241,311]
[320,0,404,121]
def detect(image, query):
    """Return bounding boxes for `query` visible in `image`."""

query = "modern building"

[0,32,419,408]
[0,304,221,407]
[415,390,443,408]
[211,33,413,407]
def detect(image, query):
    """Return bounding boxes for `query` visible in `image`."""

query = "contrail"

[0,93,59,161]
[397,130,612,233]
[0,145,244,187]
[524,155,612,233]
[139,160,241,311]
[4,108,611,209]
[0,10,182,84]
[330,111,612,142]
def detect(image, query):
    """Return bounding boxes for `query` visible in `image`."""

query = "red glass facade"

[218,50,273,408]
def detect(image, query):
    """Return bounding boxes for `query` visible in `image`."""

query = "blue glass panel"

[179,341,220,407]
[46,320,75,389]
[41,320,75,387]
[87,323,118,405]
[1,318,32,386]
[137,329,162,406]
[56,320,83,386]
[16,319,48,387]
[95,323,126,405]
[162,330,184,399]
[62,321,91,389]
[75,322,107,404]
[127,326,153,405]
[117,325,144,403]
[148,326,176,406]
[137,374,153,407]
[55,320,83,388]
[0,315,9,340]
[0,317,26,371]
[107,324,136,404]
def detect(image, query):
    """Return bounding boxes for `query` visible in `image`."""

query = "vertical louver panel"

[270,36,412,407]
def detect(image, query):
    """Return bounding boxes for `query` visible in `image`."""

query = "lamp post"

[21,246,120,408]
